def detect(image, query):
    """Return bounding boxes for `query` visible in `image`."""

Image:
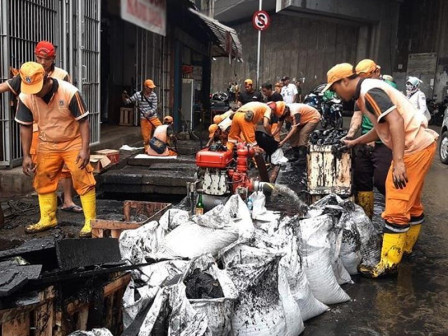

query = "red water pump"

[195,143,256,197]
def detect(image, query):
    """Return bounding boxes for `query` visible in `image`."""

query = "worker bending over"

[15,62,96,237]
[275,103,321,165]
[227,101,285,153]
[146,116,178,156]
[324,63,438,278]
[345,59,393,218]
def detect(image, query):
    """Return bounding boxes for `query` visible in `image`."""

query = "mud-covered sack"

[138,283,211,336]
[253,215,328,322]
[138,259,189,287]
[155,195,254,259]
[278,221,329,321]
[119,220,168,264]
[329,225,353,285]
[122,279,160,329]
[222,245,304,336]
[336,202,363,275]
[297,214,351,305]
[182,255,239,336]
[68,329,113,336]
[307,194,344,218]
[159,208,190,231]
[339,200,382,268]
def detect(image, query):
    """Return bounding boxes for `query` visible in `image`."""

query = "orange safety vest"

[357,79,437,154]
[287,103,321,124]
[20,80,84,152]
[33,67,71,132]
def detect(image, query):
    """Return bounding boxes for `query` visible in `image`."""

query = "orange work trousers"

[141,117,162,149]
[382,141,436,225]
[34,150,96,196]
[31,131,71,178]
[228,112,256,145]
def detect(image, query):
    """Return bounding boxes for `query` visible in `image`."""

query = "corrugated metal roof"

[188,8,242,60]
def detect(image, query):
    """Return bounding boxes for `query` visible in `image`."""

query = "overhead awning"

[188,8,242,60]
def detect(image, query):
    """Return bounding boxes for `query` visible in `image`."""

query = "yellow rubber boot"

[359,232,407,278]
[25,193,58,233]
[357,191,374,219]
[403,224,421,255]
[79,189,96,238]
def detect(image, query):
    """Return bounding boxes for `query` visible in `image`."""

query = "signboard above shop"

[121,0,166,36]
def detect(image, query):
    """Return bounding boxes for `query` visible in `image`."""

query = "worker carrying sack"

[149,136,167,154]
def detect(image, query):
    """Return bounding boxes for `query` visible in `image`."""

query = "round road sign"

[252,10,270,31]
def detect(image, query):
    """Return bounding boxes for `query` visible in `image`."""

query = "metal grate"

[0,0,58,167]
[0,0,101,167]
[135,28,169,123]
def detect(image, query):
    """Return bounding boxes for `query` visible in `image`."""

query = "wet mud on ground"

[303,151,448,335]
[0,199,125,250]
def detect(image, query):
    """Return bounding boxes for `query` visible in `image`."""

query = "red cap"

[35,41,55,58]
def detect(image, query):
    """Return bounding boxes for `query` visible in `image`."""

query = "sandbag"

[155,195,254,259]
[343,200,382,268]
[138,283,211,336]
[159,208,190,231]
[183,255,239,336]
[122,279,160,329]
[119,220,168,264]
[336,202,363,275]
[222,245,304,336]
[254,215,329,322]
[297,214,351,305]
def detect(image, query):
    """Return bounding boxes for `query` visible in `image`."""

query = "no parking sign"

[252,10,271,31]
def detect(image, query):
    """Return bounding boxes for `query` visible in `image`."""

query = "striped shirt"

[125,91,157,119]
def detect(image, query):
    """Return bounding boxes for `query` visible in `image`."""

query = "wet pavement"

[303,145,448,335]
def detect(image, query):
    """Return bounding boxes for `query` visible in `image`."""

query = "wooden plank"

[91,219,142,230]
[0,286,55,324]
[2,313,30,336]
[110,230,121,239]
[103,273,131,297]
[56,239,121,271]
[34,299,53,336]
[76,305,89,331]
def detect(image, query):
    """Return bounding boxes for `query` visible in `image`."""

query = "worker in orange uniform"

[346,59,392,218]
[207,110,235,147]
[227,101,285,153]
[15,62,96,237]
[0,41,82,213]
[146,116,178,156]
[122,79,161,152]
[274,103,321,165]
[324,63,438,278]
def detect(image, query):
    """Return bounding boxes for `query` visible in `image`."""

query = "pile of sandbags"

[118,193,381,335]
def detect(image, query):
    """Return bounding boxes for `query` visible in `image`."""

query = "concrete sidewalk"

[0,125,142,199]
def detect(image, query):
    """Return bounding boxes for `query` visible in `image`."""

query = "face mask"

[406,83,417,95]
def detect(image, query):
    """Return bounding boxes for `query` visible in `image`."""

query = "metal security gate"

[0,0,59,167]
[135,27,169,123]
[69,0,101,145]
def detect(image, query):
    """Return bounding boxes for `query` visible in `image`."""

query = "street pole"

[256,0,262,88]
